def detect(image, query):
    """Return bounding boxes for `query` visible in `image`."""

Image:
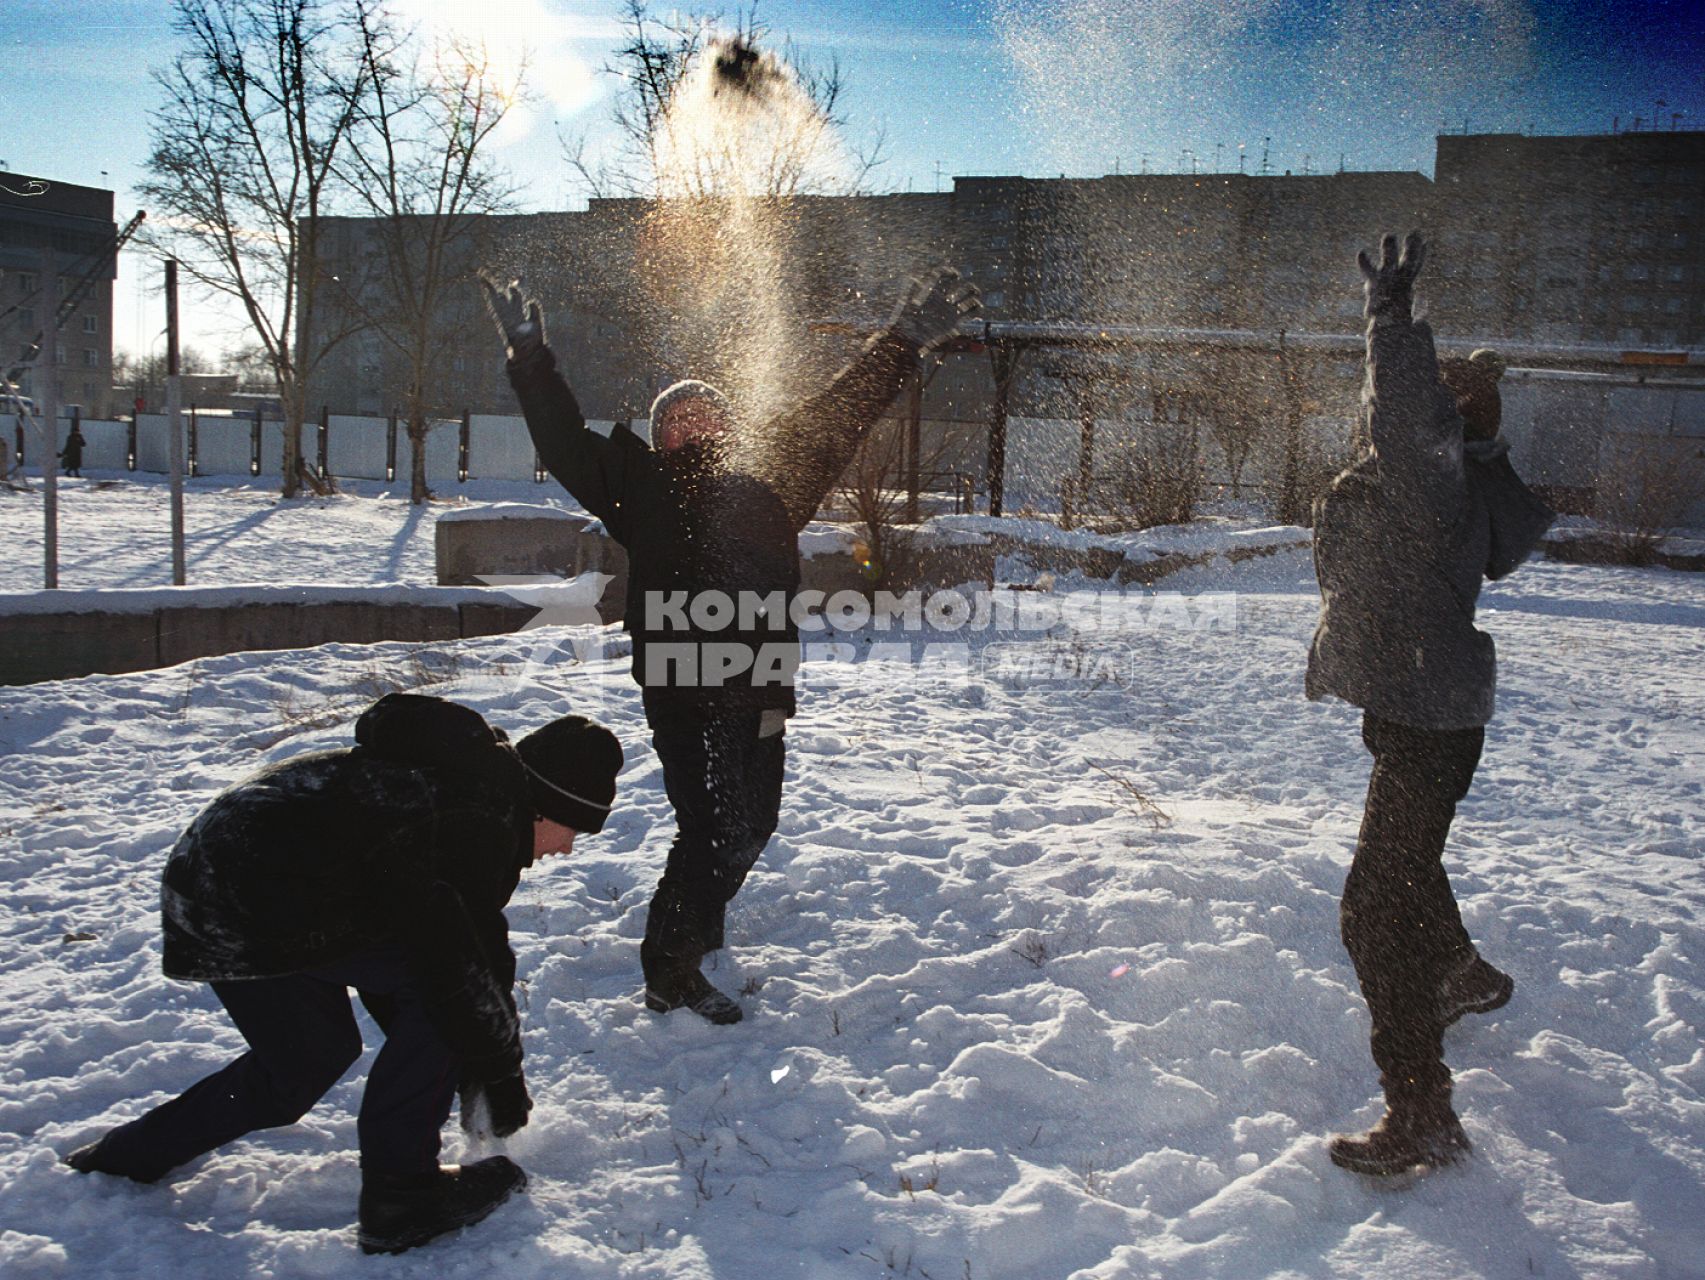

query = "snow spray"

[639,34,859,469]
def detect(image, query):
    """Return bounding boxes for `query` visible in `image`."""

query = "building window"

[1666,296,1685,314]
[983,290,1005,309]
[84,348,98,367]
[989,234,1010,249]
[1625,263,1650,281]
[1621,295,1646,312]
[1666,265,1688,283]
[18,308,33,328]
[1670,232,1689,250]
[82,315,97,334]
[452,355,466,373]
[18,272,36,293]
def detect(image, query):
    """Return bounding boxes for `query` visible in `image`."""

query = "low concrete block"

[158,602,460,666]
[436,514,592,585]
[0,612,159,685]
[459,602,541,639]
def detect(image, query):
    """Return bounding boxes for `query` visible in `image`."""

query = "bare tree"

[113,345,217,412]
[334,2,520,503]
[562,0,883,202]
[139,0,371,498]
[219,341,280,393]
[1594,438,1705,566]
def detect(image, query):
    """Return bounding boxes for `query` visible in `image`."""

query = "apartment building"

[1429,130,1704,349]
[0,172,117,418]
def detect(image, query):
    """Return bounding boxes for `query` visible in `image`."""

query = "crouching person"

[1307,233,1553,1176]
[62,693,623,1254]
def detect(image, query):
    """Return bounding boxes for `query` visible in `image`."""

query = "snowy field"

[2,530,1703,1277]
[0,472,582,591]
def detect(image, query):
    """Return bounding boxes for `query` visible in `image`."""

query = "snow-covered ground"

[2,535,1702,1277]
[0,472,579,591]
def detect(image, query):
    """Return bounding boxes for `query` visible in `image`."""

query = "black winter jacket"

[506,333,918,718]
[160,695,533,1083]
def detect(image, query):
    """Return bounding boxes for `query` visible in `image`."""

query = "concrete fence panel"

[47,416,130,471]
[1503,377,1608,492]
[469,415,537,482]
[328,415,390,481]
[194,416,257,477]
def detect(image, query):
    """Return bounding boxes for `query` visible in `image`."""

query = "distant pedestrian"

[59,424,85,477]
[1307,232,1554,1177]
[62,694,623,1255]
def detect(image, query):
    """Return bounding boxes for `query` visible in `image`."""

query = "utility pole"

[40,251,59,589]
[166,259,186,585]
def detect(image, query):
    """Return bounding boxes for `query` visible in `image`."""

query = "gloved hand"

[1357,231,1426,321]
[479,276,546,361]
[460,1071,533,1138]
[888,268,982,353]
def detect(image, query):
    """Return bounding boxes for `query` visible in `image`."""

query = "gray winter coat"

[1306,313,1553,730]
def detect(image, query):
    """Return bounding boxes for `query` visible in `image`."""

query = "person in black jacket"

[59,423,85,477]
[1308,233,1553,1177]
[62,694,623,1256]
[482,270,978,1024]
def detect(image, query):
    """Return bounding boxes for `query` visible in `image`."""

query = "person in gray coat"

[1307,231,1554,1177]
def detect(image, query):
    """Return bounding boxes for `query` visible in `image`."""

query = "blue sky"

[2,0,1700,356]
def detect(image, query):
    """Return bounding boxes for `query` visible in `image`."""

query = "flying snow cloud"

[991,0,1538,174]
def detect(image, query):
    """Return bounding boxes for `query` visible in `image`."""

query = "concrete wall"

[469,415,538,482]
[0,595,535,686]
[326,414,389,481]
[1502,372,1705,523]
[11,415,129,470]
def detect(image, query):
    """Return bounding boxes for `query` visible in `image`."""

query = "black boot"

[641,939,742,1025]
[1330,1088,1470,1176]
[62,1133,163,1184]
[357,1157,527,1255]
[1438,955,1513,1028]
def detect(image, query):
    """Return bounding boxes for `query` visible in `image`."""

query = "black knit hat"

[515,716,622,833]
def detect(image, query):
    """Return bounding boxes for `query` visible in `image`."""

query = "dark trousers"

[643,707,786,962]
[92,948,456,1182]
[1340,714,1484,1096]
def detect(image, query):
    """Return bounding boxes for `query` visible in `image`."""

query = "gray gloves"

[480,276,545,361]
[1357,231,1426,321]
[889,269,982,353]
